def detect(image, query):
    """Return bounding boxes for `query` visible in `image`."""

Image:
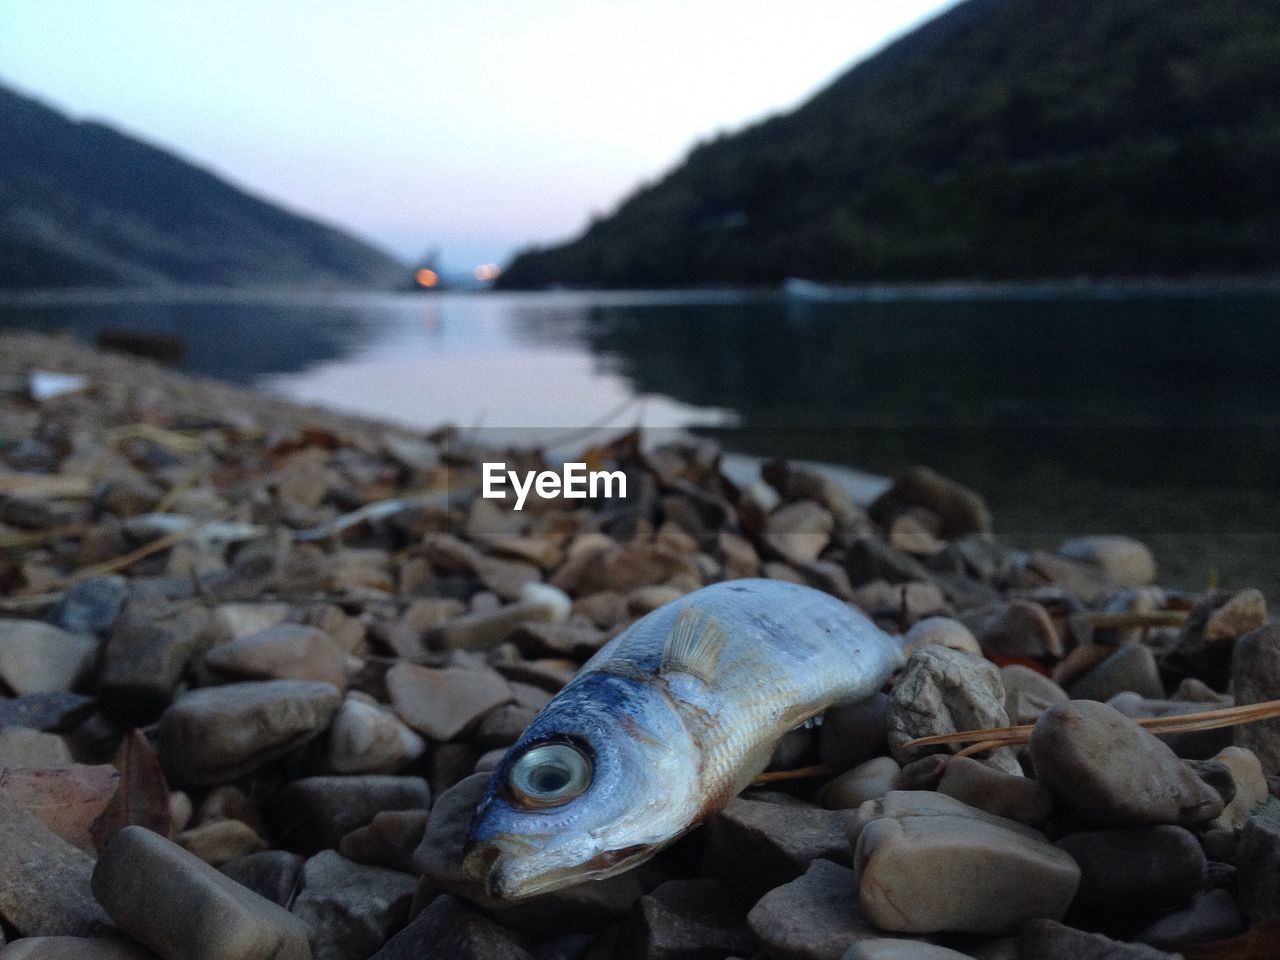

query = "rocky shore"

[0,330,1277,960]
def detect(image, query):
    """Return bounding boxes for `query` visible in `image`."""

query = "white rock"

[329,694,426,774]
[519,582,572,622]
[0,621,98,696]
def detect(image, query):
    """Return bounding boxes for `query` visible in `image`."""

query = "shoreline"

[5,273,1280,308]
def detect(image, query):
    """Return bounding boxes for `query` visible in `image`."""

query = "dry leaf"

[90,729,172,851]
[0,764,120,852]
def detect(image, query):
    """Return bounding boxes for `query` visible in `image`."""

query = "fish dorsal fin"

[660,605,726,683]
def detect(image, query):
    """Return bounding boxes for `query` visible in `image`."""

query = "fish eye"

[507,742,592,808]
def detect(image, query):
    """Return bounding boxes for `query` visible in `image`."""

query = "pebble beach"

[0,330,1278,960]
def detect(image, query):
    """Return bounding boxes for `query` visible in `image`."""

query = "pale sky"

[1,1,954,272]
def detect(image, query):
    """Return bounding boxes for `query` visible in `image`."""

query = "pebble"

[764,499,834,565]
[422,600,559,651]
[93,825,311,960]
[474,703,537,749]
[818,756,901,810]
[1000,664,1068,724]
[175,820,267,866]
[1054,825,1205,911]
[935,755,1053,826]
[0,938,159,959]
[868,466,991,538]
[1020,919,1180,959]
[851,791,1047,843]
[385,662,513,741]
[1232,623,1280,775]
[52,575,128,635]
[622,878,756,960]
[328,693,426,773]
[0,728,73,767]
[218,850,304,907]
[100,602,210,716]
[701,795,859,902]
[507,621,605,660]
[1166,588,1267,689]
[902,617,981,657]
[1134,888,1245,947]
[203,602,292,646]
[1058,536,1156,587]
[289,850,417,960]
[1207,746,1269,831]
[338,809,429,873]
[369,893,533,960]
[156,679,341,787]
[844,942,975,960]
[203,623,350,690]
[747,859,884,960]
[1025,552,1121,607]
[960,600,1062,658]
[853,811,1079,934]
[1029,700,1224,826]
[887,511,946,556]
[0,691,96,732]
[1067,643,1165,703]
[887,646,1023,777]
[0,621,98,696]
[270,775,430,854]
[1236,814,1280,921]
[0,795,114,937]
[845,536,933,586]
[818,693,890,772]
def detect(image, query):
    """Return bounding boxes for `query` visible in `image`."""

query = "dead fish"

[463,577,904,898]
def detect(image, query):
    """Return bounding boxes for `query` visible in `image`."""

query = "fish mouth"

[462,838,594,901]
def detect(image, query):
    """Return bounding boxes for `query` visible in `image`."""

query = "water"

[4,286,1278,592]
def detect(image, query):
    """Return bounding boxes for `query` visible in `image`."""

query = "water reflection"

[3,288,1278,584]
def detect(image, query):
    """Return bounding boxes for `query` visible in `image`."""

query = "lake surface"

[4,286,1278,591]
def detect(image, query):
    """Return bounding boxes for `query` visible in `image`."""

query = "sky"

[1,1,954,272]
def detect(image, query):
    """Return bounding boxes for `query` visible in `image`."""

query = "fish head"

[463,671,700,899]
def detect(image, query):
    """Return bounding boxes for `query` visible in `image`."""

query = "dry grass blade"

[23,518,220,595]
[107,422,204,454]
[0,472,92,498]
[904,699,1280,754]
[751,763,835,785]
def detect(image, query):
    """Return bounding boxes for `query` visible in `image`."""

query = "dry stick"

[44,520,212,590]
[751,763,835,785]
[904,698,1280,755]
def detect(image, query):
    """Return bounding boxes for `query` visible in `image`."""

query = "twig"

[904,699,1280,754]
[107,422,204,454]
[751,763,835,785]
[0,473,92,498]
[30,519,216,593]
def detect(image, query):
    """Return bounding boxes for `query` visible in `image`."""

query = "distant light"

[415,268,439,288]
[474,263,501,282]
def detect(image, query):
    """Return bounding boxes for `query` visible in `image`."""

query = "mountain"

[499,0,1280,288]
[0,83,404,289]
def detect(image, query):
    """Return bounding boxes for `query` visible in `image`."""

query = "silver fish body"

[464,578,904,898]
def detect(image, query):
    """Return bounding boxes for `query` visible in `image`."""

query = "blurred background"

[2,0,1278,588]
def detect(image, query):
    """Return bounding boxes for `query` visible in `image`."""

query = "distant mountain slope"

[0,84,403,288]
[500,0,1280,288]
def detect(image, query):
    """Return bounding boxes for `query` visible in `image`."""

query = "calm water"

[3,287,1278,590]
